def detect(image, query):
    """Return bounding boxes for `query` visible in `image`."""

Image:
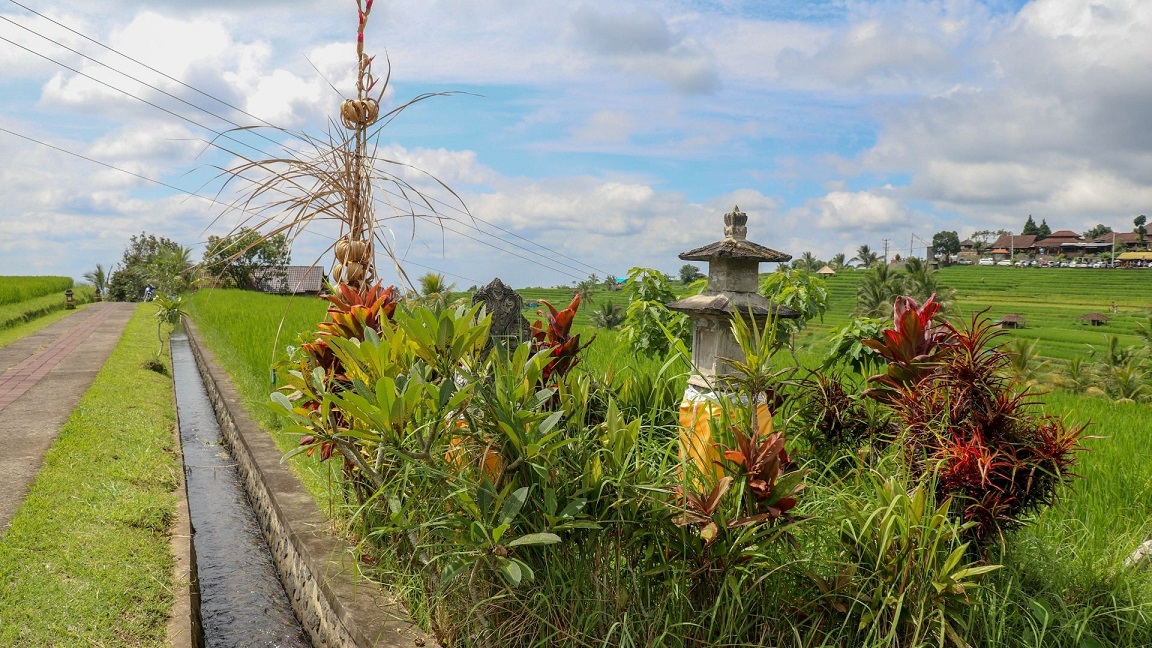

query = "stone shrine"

[667,206,799,389]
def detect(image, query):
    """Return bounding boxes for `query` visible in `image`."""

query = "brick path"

[0,304,121,411]
[0,302,136,533]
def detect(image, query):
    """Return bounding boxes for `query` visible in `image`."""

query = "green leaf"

[506,532,561,548]
[497,556,522,587]
[497,487,530,526]
[270,391,294,412]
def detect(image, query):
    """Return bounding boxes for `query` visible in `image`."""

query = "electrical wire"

[1,4,610,278]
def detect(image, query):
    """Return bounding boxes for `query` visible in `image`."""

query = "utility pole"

[883,239,890,265]
[910,234,915,260]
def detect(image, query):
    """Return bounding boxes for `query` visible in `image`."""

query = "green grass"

[0,276,74,306]
[0,305,179,647]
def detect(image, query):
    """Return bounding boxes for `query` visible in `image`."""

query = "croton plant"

[863,294,1085,545]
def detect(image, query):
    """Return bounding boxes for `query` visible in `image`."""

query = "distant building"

[254,266,325,294]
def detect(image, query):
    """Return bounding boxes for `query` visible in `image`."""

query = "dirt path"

[0,302,136,534]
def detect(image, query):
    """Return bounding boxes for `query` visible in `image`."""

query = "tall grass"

[0,276,73,306]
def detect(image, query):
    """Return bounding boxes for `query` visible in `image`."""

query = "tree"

[829,253,848,271]
[931,231,961,264]
[1037,219,1052,237]
[855,264,906,317]
[1136,214,1147,246]
[850,244,880,269]
[108,232,185,302]
[792,251,822,272]
[1022,215,1039,236]
[82,263,110,298]
[903,257,954,306]
[970,230,994,251]
[202,227,291,290]
[1084,224,1112,240]
[620,267,690,358]
[149,245,196,295]
[590,301,625,330]
[415,272,456,311]
[679,264,704,284]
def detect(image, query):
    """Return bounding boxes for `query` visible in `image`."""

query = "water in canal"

[171,333,310,648]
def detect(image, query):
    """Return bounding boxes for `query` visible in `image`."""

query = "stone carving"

[1125,539,1152,569]
[472,277,532,351]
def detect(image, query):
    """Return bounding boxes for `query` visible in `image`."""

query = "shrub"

[819,477,1001,646]
[862,296,1086,545]
[619,266,690,358]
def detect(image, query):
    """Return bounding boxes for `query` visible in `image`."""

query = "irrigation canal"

[171,333,311,647]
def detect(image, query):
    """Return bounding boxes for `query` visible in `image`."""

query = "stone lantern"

[667,206,798,390]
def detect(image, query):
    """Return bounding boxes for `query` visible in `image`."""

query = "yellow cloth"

[678,398,773,484]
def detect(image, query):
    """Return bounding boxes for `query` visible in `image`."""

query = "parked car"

[979,258,994,266]
[996,260,1012,266]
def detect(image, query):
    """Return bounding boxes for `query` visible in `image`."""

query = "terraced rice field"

[802,265,1151,360]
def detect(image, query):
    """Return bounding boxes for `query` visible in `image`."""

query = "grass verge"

[0,304,179,647]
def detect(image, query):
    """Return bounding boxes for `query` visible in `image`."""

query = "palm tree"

[149,246,195,295]
[793,251,822,272]
[417,272,455,311]
[590,302,625,330]
[850,244,880,269]
[1005,338,1047,387]
[83,264,109,300]
[1050,356,1096,395]
[903,257,955,306]
[829,253,847,271]
[855,264,906,317]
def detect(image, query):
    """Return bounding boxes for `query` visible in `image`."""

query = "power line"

[1,5,607,278]
[0,124,583,281]
[6,0,280,132]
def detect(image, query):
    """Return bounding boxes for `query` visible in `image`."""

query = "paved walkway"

[0,302,136,534]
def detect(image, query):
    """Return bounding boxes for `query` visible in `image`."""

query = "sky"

[1,0,1150,289]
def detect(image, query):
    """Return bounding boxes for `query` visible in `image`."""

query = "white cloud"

[809,190,912,231]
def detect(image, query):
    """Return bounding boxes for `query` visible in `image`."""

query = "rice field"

[803,265,1152,360]
[0,276,73,307]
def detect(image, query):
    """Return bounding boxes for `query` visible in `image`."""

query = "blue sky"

[1,0,1149,288]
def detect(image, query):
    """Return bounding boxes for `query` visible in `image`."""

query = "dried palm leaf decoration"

[212,0,463,290]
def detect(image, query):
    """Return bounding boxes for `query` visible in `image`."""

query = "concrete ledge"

[183,319,431,648]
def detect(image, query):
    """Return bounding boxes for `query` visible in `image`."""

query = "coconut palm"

[1050,356,1097,395]
[1005,338,1047,387]
[829,253,848,271]
[854,264,906,317]
[149,245,195,295]
[590,302,625,330]
[903,257,955,306]
[792,251,822,273]
[83,263,110,298]
[416,272,456,311]
[850,244,880,269]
